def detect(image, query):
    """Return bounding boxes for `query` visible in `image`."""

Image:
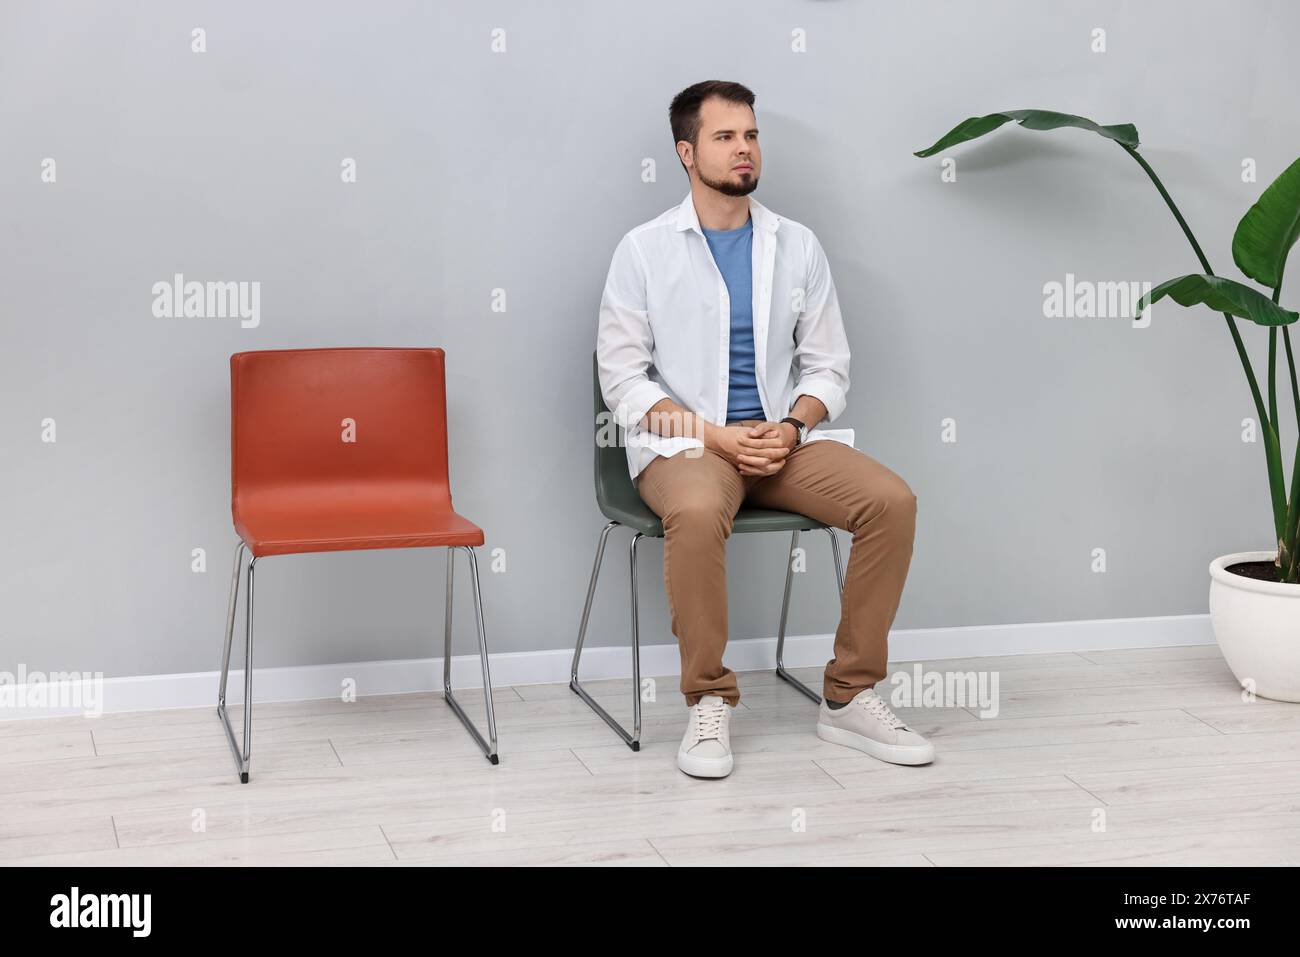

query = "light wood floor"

[3,644,1299,866]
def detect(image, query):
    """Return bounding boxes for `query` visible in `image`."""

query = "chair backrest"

[230,348,453,518]
[593,350,638,510]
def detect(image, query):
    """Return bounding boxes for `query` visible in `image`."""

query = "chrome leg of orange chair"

[443,545,499,764]
[217,539,247,712]
[217,541,255,783]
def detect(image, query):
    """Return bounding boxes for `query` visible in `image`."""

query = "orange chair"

[218,348,498,782]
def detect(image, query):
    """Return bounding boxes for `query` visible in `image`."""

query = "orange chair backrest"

[230,348,453,520]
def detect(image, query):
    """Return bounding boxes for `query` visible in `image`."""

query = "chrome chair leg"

[443,545,499,764]
[775,530,821,703]
[774,527,847,703]
[628,531,644,741]
[217,544,255,783]
[569,521,642,751]
[825,526,846,596]
[217,539,247,711]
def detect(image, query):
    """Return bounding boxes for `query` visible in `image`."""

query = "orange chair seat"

[234,483,484,558]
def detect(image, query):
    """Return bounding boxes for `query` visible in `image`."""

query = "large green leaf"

[1136,274,1299,326]
[914,109,1139,157]
[1232,156,1300,290]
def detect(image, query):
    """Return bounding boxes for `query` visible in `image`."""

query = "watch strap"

[780,416,806,445]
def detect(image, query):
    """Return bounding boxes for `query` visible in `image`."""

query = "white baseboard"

[0,613,1216,720]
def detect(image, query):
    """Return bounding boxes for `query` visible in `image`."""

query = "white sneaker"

[677,694,734,778]
[816,688,935,766]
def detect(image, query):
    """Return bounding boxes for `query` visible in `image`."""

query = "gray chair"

[570,352,845,749]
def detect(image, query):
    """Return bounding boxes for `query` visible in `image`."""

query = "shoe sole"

[816,721,935,766]
[676,749,734,778]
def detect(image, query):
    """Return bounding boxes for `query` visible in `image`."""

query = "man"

[596,80,932,778]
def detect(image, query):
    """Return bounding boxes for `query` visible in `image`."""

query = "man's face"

[682,96,761,197]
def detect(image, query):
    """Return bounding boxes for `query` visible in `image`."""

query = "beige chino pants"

[635,421,917,707]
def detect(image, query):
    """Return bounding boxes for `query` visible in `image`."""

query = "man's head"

[670,80,760,197]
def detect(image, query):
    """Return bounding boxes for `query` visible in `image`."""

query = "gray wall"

[3,0,1298,679]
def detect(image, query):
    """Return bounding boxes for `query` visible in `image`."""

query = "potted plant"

[915,110,1300,701]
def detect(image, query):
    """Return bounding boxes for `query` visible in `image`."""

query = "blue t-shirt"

[702,215,764,421]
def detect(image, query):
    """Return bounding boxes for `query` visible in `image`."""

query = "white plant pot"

[1208,550,1300,703]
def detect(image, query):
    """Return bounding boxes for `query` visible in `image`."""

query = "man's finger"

[739,454,787,473]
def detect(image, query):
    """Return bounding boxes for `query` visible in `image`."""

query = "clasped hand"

[712,421,798,477]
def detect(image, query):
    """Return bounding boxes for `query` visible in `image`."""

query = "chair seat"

[600,492,828,538]
[234,484,484,557]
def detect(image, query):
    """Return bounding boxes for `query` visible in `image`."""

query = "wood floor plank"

[814,729,1300,786]
[3,825,396,867]
[649,794,1300,865]
[0,748,594,828]
[110,749,590,847]
[1073,645,1223,665]
[0,688,520,740]
[0,815,118,861]
[1184,703,1300,734]
[965,680,1277,720]
[1065,757,1300,806]
[0,730,96,763]
[381,838,668,867]
[0,740,342,796]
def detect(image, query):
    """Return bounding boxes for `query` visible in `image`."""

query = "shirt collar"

[675,190,779,236]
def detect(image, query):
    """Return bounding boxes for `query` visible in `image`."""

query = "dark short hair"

[669,80,755,171]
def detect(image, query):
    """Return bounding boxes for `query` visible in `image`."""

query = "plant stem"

[1121,144,1290,557]
[1269,329,1279,443]
[1284,440,1300,582]
[1285,329,1300,420]
[1275,269,1300,583]
[1283,328,1299,571]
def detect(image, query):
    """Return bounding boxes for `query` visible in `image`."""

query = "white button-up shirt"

[597,190,855,481]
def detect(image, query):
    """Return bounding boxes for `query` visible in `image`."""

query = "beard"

[697,165,759,197]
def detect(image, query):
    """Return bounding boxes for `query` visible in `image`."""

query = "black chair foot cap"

[239,772,249,784]
[630,741,641,752]
[488,754,500,765]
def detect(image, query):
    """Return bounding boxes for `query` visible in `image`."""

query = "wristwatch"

[780,416,807,446]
